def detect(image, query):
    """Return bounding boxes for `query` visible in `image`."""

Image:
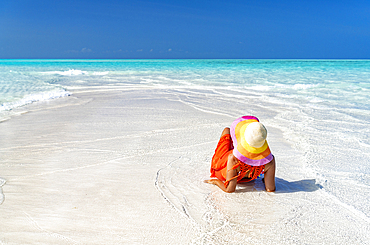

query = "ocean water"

[1,59,370,228]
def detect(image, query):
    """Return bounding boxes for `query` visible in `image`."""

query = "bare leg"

[221,127,230,137]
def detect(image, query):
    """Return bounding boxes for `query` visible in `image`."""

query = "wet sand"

[1,87,369,244]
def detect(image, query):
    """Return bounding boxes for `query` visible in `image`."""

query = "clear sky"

[1,0,370,59]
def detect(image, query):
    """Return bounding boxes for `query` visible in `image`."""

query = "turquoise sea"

[1,59,370,220]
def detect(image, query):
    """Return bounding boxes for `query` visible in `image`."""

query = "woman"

[205,116,276,193]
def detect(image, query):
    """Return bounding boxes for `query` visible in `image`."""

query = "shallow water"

[1,59,370,239]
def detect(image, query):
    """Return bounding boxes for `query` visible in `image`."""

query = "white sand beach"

[1,87,369,244]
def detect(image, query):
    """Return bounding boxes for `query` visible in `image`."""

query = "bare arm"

[205,155,276,193]
[263,156,276,192]
[205,154,239,193]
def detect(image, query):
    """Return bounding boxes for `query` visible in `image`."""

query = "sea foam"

[42,69,88,76]
[1,59,369,222]
[0,90,71,112]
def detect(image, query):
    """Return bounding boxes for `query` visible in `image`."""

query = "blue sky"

[1,0,370,59]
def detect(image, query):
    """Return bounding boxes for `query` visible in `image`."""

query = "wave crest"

[42,69,88,76]
[0,90,71,112]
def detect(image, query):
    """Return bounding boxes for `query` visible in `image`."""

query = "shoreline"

[1,87,369,244]
[0,89,201,244]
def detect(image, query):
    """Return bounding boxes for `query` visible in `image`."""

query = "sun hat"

[230,116,273,166]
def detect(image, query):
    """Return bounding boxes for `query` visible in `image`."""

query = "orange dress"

[210,134,265,187]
